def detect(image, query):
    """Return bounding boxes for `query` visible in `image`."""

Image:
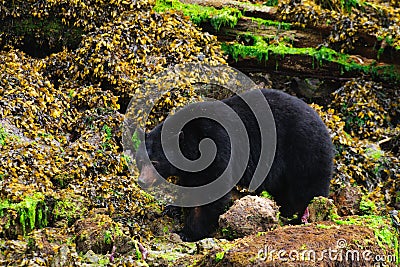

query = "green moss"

[0,193,47,235]
[221,227,237,239]
[104,230,112,245]
[260,190,273,199]
[53,197,87,224]
[333,215,399,263]
[154,0,242,30]
[215,251,225,263]
[264,0,279,6]
[250,17,291,30]
[316,223,336,229]
[0,126,7,146]
[222,39,400,81]
[359,195,377,215]
[131,131,141,151]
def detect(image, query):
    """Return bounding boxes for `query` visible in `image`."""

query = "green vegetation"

[0,193,48,235]
[154,0,242,30]
[53,197,87,224]
[364,146,384,161]
[333,215,399,263]
[260,190,273,199]
[309,196,339,220]
[251,17,291,30]
[222,40,400,81]
[264,0,279,6]
[0,126,7,146]
[221,227,237,239]
[134,240,142,260]
[132,130,142,151]
[104,230,112,245]
[101,124,112,149]
[359,195,377,215]
[315,223,336,229]
[215,251,225,262]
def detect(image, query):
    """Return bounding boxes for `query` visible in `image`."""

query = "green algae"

[154,0,242,30]
[316,223,336,229]
[215,251,225,262]
[222,39,400,81]
[0,126,7,146]
[333,215,399,263]
[250,17,291,30]
[53,196,87,224]
[0,193,48,236]
[260,190,273,200]
[0,126,20,146]
[359,195,378,215]
[264,0,279,6]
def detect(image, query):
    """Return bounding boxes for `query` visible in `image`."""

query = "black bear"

[135,89,334,241]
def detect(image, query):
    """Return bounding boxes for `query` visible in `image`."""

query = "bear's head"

[135,124,186,189]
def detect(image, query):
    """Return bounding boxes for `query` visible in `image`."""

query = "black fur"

[136,89,334,241]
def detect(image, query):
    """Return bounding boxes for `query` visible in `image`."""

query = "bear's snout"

[138,164,158,189]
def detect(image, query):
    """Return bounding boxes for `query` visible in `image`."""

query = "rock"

[308,196,338,223]
[219,195,279,238]
[192,221,397,267]
[50,245,71,267]
[73,213,133,255]
[290,77,339,98]
[83,250,99,263]
[248,72,273,88]
[169,233,182,243]
[196,238,220,253]
[332,186,363,216]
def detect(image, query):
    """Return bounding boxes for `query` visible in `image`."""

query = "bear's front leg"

[180,193,231,242]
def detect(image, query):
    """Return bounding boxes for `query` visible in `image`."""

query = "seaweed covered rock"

[73,213,132,255]
[278,0,400,53]
[193,218,398,267]
[0,0,155,56]
[307,196,338,223]
[332,186,363,216]
[311,94,399,210]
